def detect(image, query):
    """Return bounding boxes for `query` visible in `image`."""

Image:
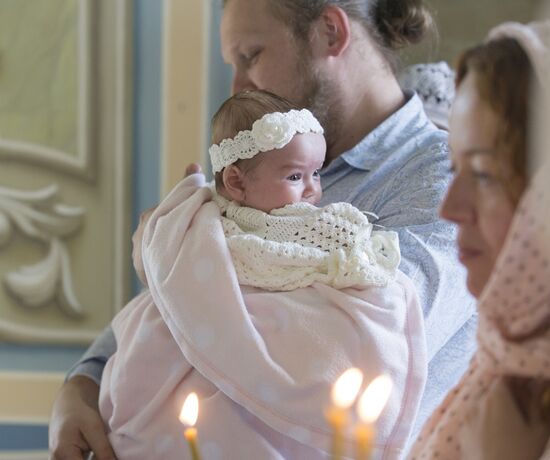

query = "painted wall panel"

[0,0,135,452]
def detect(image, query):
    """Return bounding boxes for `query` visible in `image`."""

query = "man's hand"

[183,163,202,176]
[49,375,116,460]
[132,163,203,286]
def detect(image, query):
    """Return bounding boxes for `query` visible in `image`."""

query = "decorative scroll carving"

[0,184,85,317]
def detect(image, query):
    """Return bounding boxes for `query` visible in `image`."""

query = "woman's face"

[441,72,524,298]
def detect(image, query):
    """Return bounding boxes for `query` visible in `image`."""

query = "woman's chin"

[466,272,490,299]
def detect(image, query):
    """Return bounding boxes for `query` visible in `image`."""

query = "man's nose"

[231,71,257,94]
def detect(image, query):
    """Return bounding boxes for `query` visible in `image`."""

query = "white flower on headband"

[209,109,324,173]
[252,113,294,150]
[209,144,222,162]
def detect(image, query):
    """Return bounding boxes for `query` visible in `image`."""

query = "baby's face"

[240,133,326,212]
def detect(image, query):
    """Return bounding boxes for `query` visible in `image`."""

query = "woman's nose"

[440,175,475,224]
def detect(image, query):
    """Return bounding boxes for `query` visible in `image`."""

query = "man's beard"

[293,55,343,162]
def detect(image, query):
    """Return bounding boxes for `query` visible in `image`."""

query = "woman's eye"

[472,170,494,185]
[469,155,499,186]
[287,173,301,181]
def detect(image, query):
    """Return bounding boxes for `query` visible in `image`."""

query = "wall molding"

[0,371,64,424]
[0,452,48,460]
[112,0,133,315]
[0,0,96,180]
[161,0,211,195]
[0,319,98,344]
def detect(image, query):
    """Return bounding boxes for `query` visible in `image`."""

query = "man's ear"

[309,5,351,57]
[222,165,246,201]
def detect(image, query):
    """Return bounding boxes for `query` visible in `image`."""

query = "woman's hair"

[211,89,301,189]
[224,0,435,71]
[456,37,535,202]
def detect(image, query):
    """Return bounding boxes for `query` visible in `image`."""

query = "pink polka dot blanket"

[99,173,427,460]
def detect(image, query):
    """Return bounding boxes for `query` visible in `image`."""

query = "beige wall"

[405,0,541,65]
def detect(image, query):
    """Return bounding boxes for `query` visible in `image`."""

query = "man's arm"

[66,325,116,383]
[49,375,116,460]
[49,326,117,459]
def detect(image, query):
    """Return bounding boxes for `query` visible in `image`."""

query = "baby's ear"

[222,165,246,202]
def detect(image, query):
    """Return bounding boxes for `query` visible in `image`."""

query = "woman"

[409,21,550,460]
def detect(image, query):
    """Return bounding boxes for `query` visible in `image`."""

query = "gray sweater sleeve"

[66,325,116,385]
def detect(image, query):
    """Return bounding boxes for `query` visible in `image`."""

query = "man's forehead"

[221,16,263,43]
[221,0,280,40]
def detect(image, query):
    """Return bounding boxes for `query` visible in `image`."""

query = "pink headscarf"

[408,20,550,460]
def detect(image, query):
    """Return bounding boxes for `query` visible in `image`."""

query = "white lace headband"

[209,109,324,173]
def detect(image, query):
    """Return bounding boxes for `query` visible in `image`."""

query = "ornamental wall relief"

[0,184,85,316]
[0,0,132,344]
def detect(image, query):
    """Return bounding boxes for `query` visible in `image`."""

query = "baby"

[99,90,427,460]
[209,90,400,291]
[211,90,326,212]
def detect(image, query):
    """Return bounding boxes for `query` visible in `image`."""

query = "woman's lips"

[458,247,482,263]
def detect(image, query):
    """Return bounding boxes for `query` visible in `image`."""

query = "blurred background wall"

[404,0,541,64]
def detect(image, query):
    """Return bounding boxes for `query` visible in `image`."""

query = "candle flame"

[179,392,199,427]
[331,368,364,409]
[358,375,392,423]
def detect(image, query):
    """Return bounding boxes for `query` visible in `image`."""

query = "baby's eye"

[313,169,320,177]
[287,173,302,181]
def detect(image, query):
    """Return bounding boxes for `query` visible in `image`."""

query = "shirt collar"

[323,92,433,173]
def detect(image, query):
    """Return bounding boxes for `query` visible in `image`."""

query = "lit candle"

[327,368,364,460]
[355,375,393,460]
[179,392,202,460]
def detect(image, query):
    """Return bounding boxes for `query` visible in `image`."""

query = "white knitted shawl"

[213,192,401,291]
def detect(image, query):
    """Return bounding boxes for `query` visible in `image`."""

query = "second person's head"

[220,0,434,153]
[441,23,546,297]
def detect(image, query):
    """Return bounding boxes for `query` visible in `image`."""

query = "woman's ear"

[222,165,247,202]
[309,5,352,57]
